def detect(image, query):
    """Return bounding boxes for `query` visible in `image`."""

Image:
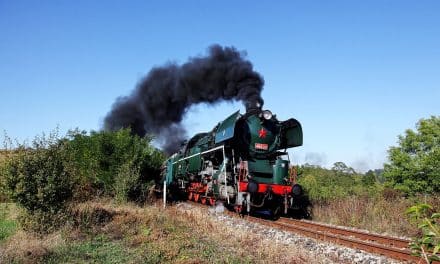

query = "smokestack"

[103,44,264,154]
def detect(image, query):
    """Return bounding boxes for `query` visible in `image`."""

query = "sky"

[0,1,439,172]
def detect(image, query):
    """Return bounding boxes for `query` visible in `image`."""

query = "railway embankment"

[1,200,325,263]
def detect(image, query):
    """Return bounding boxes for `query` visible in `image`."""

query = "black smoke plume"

[104,45,264,154]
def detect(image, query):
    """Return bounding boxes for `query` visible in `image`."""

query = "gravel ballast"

[176,202,406,264]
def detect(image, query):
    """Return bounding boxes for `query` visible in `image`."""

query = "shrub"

[5,139,72,214]
[0,159,8,202]
[1,139,17,202]
[2,128,166,233]
[65,129,165,202]
[406,203,440,263]
[2,132,73,232]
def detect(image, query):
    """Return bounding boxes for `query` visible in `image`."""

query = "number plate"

[255,143,268,150]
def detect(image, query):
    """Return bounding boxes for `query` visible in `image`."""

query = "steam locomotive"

[161,104,310,218]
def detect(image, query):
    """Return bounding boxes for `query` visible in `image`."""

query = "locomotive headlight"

[262,110,273,120]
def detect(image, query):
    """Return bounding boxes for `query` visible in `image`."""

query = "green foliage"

[1,131,73,232]
[114,162,140,203]
[1,135,20,202]
[384,116,440,195]
[406,203,440,263]
[1,128,166,233]
[0,158,8,203]
[0,153,6,202]
[362,170,377,186]
[66,128,166,202]
[5,132,73,214]
[298,162,380,203]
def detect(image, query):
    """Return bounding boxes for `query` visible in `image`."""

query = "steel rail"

[248,217,425,263]
[185,202,438,263]
[278,217,410,249]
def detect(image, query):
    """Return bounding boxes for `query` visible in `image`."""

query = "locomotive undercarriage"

[166,148,310,219]
[234,185,311,219]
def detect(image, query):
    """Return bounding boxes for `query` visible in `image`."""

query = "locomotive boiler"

[162,104,310,218]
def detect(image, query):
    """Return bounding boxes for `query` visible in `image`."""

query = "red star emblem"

[258,128,267,138]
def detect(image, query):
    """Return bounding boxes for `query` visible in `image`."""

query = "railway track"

[185,201,438,263]
[265,217,417,263]
[278,217,410,250]
[249,216,439,263]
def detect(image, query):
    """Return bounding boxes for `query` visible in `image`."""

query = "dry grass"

[172,205,327,264]
[0,203,62,263]
[69,199,148,240]
[2,193,439,263]
[1,200,330,263]
[0,230,65,264]
[311,195,440,237]
[4,196,436,263]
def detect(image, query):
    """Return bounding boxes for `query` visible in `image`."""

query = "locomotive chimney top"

[245,99,263,113]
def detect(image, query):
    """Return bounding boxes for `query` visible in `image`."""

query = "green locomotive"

[162,104,310,217]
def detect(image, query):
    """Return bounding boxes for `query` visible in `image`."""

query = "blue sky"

[1,1,439,172]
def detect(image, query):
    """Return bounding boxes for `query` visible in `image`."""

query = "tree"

[383,116,440,195]
[331,162,356,175]
[362,170,376,186]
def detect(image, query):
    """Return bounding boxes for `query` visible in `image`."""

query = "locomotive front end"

[232,107,309,218]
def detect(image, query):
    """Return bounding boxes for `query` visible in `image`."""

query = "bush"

[0,160,8,202]
[1,128,166,233]
[0,148,17,202]
[5,137,72,214]
[406,203,440,263]
[65,129,166,202]
[1,132,73,232]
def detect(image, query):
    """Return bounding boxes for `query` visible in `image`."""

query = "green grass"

[0,203,17,241]
[44,235,137,264]
[43,227,247,264]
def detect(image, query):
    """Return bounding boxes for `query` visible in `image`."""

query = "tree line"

[297,116,439,203]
